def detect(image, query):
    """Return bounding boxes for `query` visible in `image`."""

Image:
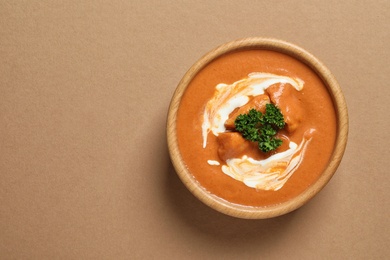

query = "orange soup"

[176,50,337,207]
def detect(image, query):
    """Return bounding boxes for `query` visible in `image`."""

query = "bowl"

[167,37,348,219]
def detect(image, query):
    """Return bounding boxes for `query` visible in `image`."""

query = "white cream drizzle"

[207,160,220,166]
[221,132,313,191]
[202,73,304,148]
[202,72,307,191]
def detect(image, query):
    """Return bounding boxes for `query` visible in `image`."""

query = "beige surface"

[0,1,389,259]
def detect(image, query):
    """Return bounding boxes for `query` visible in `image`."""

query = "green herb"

[234,104,285,153]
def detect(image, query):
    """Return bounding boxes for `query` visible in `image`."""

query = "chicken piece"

[272,133,291,154]
[265,83,304,133]
[216,132,265,161]
[224,94,270,130]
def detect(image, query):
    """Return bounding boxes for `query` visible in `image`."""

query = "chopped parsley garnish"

[234,104,285,153]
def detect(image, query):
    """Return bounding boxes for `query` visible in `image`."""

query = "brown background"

[1,1,389,259]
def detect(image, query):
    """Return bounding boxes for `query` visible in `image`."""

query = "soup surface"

[176,50,336,207]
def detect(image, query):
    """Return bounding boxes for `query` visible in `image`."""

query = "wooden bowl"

[167,38,348,219]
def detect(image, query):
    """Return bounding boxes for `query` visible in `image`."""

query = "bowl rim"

[166,37,349,219]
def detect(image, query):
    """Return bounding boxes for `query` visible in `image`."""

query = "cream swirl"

[221,130,313,191]
[203,72,307,191]
[202,72,304,148]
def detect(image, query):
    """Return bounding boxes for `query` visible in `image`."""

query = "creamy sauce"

[176,50,337,207]
[221,129,313,191]
[202,73,304,148]
[202,73,306,190]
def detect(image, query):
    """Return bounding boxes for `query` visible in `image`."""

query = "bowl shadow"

[164,153,301,246]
